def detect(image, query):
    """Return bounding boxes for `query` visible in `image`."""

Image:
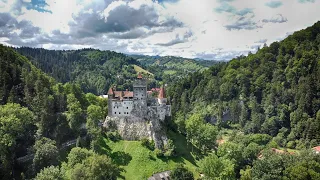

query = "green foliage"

[217,142,243,167]
[42,147,121,180]
[240,166,252,180]
[0,45,110,178]
[69,154,120,180]
[168,21,320,148]
[171,165,194,180]
[66,147,95,169]
[65,94,84,134]
[0,103,34,148]
[164,139,176,157]
[0,103,35,178]
[252,150,320,180]
[242,143,262,163]
[106,131,122,142]
[140,138,155,151]
[35,166,63,180]
[15,48,140,94]
[33,137,59,173]
[185,113,218,151]
[154,148,164,157]
[198,154,236,180]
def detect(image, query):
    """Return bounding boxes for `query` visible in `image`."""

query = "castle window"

[115,112,116,114]
[127,107,128,109]
[119,112,121,114]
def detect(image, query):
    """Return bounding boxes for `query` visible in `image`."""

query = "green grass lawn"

[99,131,199,180]
[133,65,154,76]
[163,70,177,75]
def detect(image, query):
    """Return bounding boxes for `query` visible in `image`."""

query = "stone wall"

[103,102,171,149]
[104,116,152,140]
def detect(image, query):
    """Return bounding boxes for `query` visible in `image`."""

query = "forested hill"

[130,55,217,70]
[15,48,141,95]
[168,21,320,147]
[130,55,218,82]
[15,48,216,95]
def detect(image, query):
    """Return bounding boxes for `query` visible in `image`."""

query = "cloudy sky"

[1,0,320,60]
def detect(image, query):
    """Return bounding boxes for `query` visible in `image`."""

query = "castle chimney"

[158,85,166,99]
[137,72,143,79]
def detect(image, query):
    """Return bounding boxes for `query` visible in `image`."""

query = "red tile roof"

[151,88,160,92]
[114,91,133,98]
[107,87,114,95]
[124,91,133,97]
[158,86,166,99]
[312,146,320,152]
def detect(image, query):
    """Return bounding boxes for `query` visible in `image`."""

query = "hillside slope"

[168,21,320,148]
[131,55,218,85]
[15,48,142,94]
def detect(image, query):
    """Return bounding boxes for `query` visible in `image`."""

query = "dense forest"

[0,45,109,179]
[15,48,141,94]
[167,21,320,179]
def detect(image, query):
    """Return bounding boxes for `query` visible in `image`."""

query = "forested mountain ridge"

[15,48,215,95]
[168,21,320,148]
[130,54,217,70]
[131,55,218,83]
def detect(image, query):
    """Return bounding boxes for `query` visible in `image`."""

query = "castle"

[107,72,171,119]
[104,72,171,148]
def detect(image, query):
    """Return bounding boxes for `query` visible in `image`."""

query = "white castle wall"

[111,100,134,116]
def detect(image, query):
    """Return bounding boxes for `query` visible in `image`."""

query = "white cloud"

[1,0,320,60]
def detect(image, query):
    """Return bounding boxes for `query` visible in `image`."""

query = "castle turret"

[158,85,167,104]
[133,72,147,102]
[107,87,114,96]
[107,87,114,116]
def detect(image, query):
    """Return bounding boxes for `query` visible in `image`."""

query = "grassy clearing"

[163,70,177,75]
[133,65,154,76]
[99,131,199,180]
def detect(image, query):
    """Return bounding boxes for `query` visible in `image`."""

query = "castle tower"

[107,87,114,116]
[133,72,147,102]
[158,85,167,105]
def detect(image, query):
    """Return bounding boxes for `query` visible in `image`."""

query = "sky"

[0,0,320,60]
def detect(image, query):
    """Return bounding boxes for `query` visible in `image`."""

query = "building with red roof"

[312,146,320,154]
[107,73,171,118]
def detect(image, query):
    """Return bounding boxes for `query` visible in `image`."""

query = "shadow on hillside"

[97,136,133,166]
[111,151,132,166]
[166,131,202,166]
